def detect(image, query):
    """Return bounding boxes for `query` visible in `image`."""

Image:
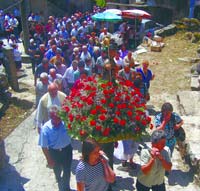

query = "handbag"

[174,126,186,142]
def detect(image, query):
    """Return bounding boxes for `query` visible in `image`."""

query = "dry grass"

[137,31,200,95]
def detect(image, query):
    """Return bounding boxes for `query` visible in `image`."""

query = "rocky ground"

[0,31,200,190]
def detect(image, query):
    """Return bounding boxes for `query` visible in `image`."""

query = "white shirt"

[62,66,76,87]
[114,57,124,68]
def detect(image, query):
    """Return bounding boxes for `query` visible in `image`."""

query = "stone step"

[191,75,200,91]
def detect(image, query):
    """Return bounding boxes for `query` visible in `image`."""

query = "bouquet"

[60,76,152,143]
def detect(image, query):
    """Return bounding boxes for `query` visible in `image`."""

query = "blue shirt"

[35,63,55,78]
[155,112,182,149]
[136,68,153,89]
[76,160,108,191]
[38,120,71,149]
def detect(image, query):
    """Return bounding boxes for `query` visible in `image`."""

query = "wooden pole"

[20,0,30,54]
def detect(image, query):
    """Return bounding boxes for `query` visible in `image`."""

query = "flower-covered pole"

[60,76,152,143]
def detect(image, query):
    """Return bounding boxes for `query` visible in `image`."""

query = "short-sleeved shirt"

[38,120,71,149]
[155,112,182,149]
[76,160,109,191]
[137,146,171,187]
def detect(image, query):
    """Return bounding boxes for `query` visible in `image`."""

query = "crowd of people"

[0,6,185,191]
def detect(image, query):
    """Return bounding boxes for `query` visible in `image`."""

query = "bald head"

[49,68,57,78]
[48,83,58,98]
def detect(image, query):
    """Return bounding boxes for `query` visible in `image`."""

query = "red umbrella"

[122,9,151,19]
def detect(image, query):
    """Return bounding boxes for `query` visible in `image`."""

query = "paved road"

[0,109,198,191]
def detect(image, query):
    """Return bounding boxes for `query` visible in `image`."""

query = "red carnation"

[81,116,87,121]
[101,84,107,89]
[113,117,119,124]
[68,123,71,129]
[96,105,102,110]
[85,84,92,90]
[103,89,109,95]
[109,88,115,94]
[117,104,122,109]
[125,80,133,87]
[99,114,106,121]
[114,96,120,101]
[90,109,97,115]
[141,119,147,126]
[78,103,83,108]
[127,110,133,117]
[146,116,151,123]
[101,108,107,114]
[96,125,102,131]
[121,103,127,109]
[135,115,140,121]
[109,103,114,108]
[87,97,94,105]
[100,99,106,104]
[120,119,126,126]
[64,106,70,113]
[115,110,121,116]
[69,114,74,122]
[107,81,112,86]
[79,129,87,136]
[90,120,96,126]
[125,95,130,101]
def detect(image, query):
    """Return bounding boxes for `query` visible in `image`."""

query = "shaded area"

[168,168,195,186]
[0,141,29,190]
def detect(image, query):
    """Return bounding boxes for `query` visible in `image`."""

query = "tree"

[94,0,106,7]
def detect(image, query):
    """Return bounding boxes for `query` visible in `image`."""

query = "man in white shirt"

[99,28,112,42]
[62,60,78,94]
[34,83,66,133]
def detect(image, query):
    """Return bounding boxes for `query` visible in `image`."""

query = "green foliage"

[94,0,106,7]
[193,32,200,41]
[175,18,200,32]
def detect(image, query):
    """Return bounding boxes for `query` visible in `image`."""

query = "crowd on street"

[0,5,186,191]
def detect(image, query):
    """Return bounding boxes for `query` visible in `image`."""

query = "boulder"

[21,54,31,64]
[177,91,200,115]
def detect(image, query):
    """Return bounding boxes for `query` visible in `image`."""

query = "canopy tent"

[91,12,122,22]
[121,9,152,49]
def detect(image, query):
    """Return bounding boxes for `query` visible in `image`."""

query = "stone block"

[21,54,31,64]
[191,75,200,91]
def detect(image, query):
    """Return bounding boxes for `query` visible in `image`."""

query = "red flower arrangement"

[60,76,152,143]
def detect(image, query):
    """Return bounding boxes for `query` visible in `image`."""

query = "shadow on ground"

[0,141,29,190]
[168,168,195,186]
[11,97,33,109]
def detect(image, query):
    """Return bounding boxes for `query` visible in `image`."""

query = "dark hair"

[161,102,173,113]
[42,58,49,64]
[151,130,166,143]
[80,69,88,76]
[82,137,99,163]
[78,60,85,68]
